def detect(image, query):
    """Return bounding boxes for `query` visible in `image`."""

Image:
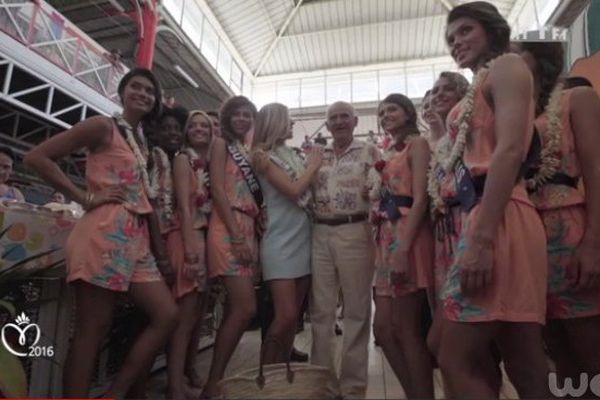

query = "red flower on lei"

[195,192,207,208]
[374,160,387,172]
[192,159,205,171]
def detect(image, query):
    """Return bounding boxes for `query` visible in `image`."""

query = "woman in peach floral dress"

[514,41,600,382]
[437,3,549,398]
[370,93,434,399]
[24,69,178,398]
[203,96,261,398]
[423,72,469,359]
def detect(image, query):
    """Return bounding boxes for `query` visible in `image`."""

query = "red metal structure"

[133,0,159,68]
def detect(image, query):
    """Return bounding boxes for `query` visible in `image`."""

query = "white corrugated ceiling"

[205,0,520,77]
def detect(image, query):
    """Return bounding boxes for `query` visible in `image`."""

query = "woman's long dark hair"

[516,42,565,116]
[219,96,257,143]
[117,68,163,122]
[379,93,420,136]
[447,1,511,62]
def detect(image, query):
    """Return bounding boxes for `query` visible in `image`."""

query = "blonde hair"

[251,103,291,172]
[252,103,290,150]
[183,110,213,148]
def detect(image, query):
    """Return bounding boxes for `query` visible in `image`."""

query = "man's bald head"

[325,101,358,148]
[326,101,355,119]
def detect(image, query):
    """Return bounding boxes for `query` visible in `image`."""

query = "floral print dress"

[531,89,600,319]
[65,120,162,291]
[439,71,548,324]
[370,139,434,298]
[207,141,259,278]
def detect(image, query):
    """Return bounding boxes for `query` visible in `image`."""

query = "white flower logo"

[1,312,41,357]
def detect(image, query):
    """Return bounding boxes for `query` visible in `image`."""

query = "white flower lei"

[426,60,493,213]
[113,112,156,199]
[149,147,174,222]
[181,147,211,213]
[526,83,564,191]
[442,64,490,172]
[427,135,452,213]
[270,145,312,210]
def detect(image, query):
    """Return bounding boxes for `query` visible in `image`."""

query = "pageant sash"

[226,144,265,210]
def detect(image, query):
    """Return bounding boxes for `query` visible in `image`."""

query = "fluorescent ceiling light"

[106,0,125,13]
[174,64,199,89]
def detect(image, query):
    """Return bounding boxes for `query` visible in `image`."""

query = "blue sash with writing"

[226,144,265,211]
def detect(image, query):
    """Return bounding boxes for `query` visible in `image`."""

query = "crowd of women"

[19,1,600,399]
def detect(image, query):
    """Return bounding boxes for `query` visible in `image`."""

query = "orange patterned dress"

[531,88,600,319]
[440,70,548,324]
[66,120,162,291]
[165,153,210,298]
[372,138,434,297]
[207,141,260,278]
[431,134,463,302]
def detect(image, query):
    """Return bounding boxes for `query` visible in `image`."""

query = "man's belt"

[314,213,368,226]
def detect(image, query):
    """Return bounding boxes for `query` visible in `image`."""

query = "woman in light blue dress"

[252,102,322,363]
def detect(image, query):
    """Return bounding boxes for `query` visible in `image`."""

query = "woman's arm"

[570,86,600,289]
[460,54,533,293]
[24,116,123,207]
[397,137,431,251]
[146,203,172,280]
[471,54,533,241]
[210,138,252,263]
[173,154,200,259]
[210,138,242,238]
[259,150,322,201]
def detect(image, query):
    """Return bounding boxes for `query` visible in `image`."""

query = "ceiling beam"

[437,0,453,12]
[153,44,227,102]
[254,54,455,83]
[282,13,448,39]
[253,0,304,77]
[507,0,531,26]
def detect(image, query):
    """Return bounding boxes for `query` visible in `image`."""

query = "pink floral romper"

[65,120,162,291]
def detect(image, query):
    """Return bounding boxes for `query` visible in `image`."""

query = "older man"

[310,101,379,398]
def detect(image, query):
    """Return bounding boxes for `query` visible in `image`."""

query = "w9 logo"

[549,373,600,398]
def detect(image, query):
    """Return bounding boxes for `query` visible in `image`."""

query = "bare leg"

[497,322,550,399]
[262,279,299,364]
[544,319,579,383]
[167,292,201,399]
[438,320,500,399]
[294,276,310,327]
[185,291,208,389]
[201,276,256,398]
[426,306,456,398]
[105,281,178,397]
[426,305,443,359]
[392,290,434,399]
[63,281,116,398]
[563,316,600,376]
[373,295,414,395]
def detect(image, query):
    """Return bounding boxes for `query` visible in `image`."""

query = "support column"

[134,0,158,69]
